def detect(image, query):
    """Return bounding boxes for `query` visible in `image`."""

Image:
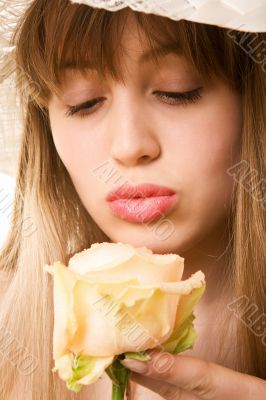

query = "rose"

[45,242,205,396]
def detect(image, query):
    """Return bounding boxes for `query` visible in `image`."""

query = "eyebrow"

[63,46,180,70]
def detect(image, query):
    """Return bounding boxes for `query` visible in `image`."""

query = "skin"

[48,12,266,400]
[121,349,266,400]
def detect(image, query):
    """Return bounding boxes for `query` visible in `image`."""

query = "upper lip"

[106,183,176,201]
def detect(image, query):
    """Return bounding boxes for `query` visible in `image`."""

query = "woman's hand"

[121,349,266,400]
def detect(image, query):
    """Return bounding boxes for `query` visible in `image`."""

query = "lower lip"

[107,194,178,223]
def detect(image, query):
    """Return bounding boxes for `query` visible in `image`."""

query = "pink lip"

[106,183,176,201]
[106,183,178,223]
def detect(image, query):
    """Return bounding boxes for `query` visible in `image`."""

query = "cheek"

[189,89,242,187]
[176,87,240,171]
[49,112,107,178]
[48,114,112,218]
[163,87,242,218]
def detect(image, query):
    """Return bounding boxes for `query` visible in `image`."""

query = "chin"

[107,230,185,255]
[97,213,204,256]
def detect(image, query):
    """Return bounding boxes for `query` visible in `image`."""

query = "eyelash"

[65,87,203,118]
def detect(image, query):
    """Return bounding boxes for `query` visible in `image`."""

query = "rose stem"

[112,383,124,400]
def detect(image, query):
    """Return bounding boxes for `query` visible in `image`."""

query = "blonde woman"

[0,0,265,399]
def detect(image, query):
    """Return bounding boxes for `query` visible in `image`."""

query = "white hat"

[0,0,265,178]
[1,0,265,83]
[71,0,266,32]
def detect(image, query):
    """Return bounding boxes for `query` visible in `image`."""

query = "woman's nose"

[109,93,161,167]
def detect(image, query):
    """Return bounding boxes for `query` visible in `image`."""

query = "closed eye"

[65,87,203,118]
[154,87,203,105]
[65,97,104,118]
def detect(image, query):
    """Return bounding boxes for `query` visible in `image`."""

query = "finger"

[130,371,201,400]
[121,350,212,398]
[121,349,266,399]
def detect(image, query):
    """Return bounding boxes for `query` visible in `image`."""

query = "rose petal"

[69,242,184,285]
[52,262,77,359]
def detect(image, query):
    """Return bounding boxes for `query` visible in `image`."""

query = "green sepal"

[162,284,205,354]
[65,353,96,392]
[124,351,151,361]
[172,313,197,353]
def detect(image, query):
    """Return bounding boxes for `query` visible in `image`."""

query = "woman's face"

[48,15,242,256]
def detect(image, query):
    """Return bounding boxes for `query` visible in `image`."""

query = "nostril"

[140,155,150,162]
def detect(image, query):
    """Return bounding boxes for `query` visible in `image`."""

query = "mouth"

[106,183,178,223]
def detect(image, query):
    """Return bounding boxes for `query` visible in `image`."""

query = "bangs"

[14,0,250,105]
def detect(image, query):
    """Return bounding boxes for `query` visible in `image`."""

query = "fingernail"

[120,359,149,374]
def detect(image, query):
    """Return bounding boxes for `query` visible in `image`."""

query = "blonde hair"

[0,0,265,398]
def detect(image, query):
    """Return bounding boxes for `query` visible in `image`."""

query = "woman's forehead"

[55,7,188,80]
[18,1,243,101]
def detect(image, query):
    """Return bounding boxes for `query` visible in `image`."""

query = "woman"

[0,0,265,398]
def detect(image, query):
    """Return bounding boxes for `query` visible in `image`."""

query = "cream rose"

[45,242,205,394]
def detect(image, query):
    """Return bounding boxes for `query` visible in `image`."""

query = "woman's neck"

[180,220,233,304]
